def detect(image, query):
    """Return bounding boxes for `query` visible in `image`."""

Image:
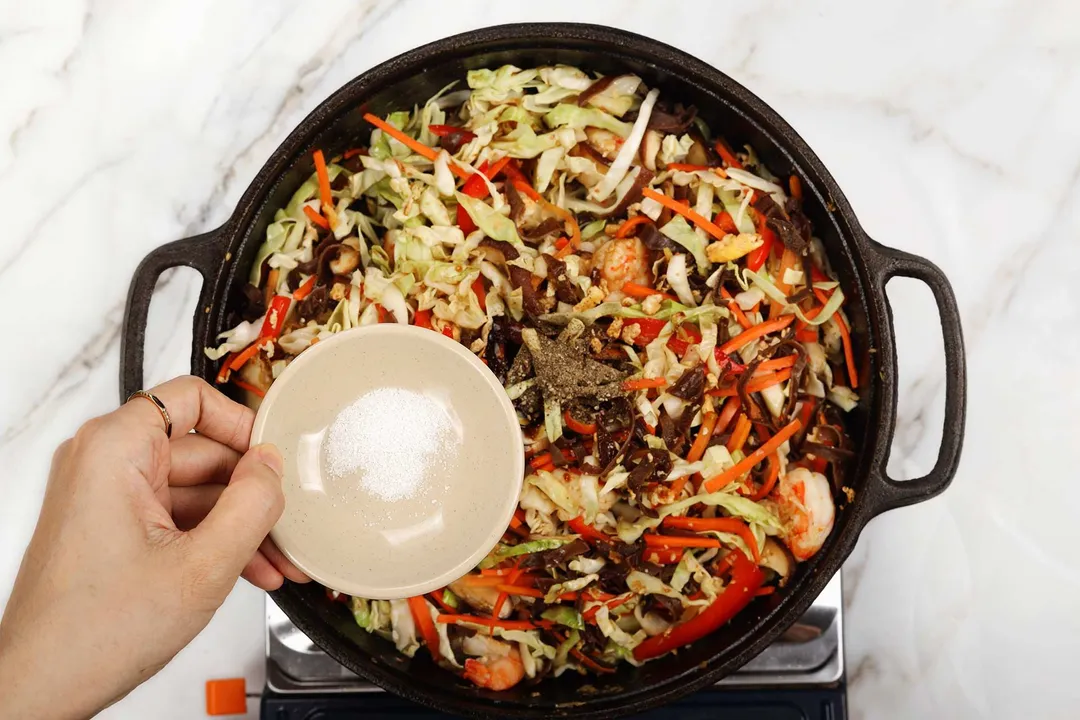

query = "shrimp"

[448,578,512,619]
[772,466,835,561]
[461,634,525,691]
[592,235,651,297]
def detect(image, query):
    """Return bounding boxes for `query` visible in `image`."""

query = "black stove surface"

[261,685,846,719]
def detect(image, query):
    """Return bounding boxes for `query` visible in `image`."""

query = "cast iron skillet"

[120,23,966,719]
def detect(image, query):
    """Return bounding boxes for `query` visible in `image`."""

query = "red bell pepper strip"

[428,124,476,142]
[259,295,292,341]
[622,318,668,346]
[746,221,777,272]
[413,308,433,329]
[715,210,739,235]
[633,550,764,661]
[456,203,477,235]
[459,160,491,199]
[471,277,486,311]
[460,157,512,199]
[568,516,609,544]
[665,324,703,356]
[457,159,514,233]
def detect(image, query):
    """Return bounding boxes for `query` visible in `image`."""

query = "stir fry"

[207,64,859,688]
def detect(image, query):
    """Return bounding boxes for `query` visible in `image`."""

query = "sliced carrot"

[227,342,262,372]
[685,412,718,465]
[711,368,794,398]
[712,550,738,578]
[714,138,744,170]
[642,535,722,549]
[494,585,580,602]
[614,215,652,239]
[719,314,795,355]
[789,175,803,201]
[664,162,712,172]
[835,313,858,389]
[363,112,435,161]
[407,596,442,662]
[622,282,678,302]
[704,418,802,492]
[714,396,741,435]
[490,565,522,629]
[754,355,798,374]
[313,149,333,216]
[292,275,317,301]
[503,161,538,198]
[456,575,509,587]
[343,148,366,159]
[726,414,752,454]
[721,287,752,330]
[495,584,543,599]
[509,508,525,529]
[563,409,598,435]
[529,453,552,469]
[436,615,551,631]
[673,412,718,497]
[641,187,730,243]
[303,204,329,229]
[486,155,512,181]
[771,249,799,319]
[750,452,780,501]
[231,378,266,398]
[510,178,542,202]
[662,516,760,562]
[537,191,580,247]
[622,377,667,392]
[582,594,633,623]
[215,356,234,384]
[571,646,617,674]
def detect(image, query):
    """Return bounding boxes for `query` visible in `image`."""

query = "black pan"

[120,23,965,719]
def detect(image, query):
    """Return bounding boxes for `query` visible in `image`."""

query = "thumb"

[185,444,286,595]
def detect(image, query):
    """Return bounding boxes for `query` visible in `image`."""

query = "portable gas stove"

[261,574,845,719]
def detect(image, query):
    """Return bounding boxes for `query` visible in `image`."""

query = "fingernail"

[255,444,284,477]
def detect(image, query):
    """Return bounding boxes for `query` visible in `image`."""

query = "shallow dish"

[250,324,523,600]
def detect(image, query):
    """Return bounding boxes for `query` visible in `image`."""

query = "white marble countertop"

[2,1,1078,718]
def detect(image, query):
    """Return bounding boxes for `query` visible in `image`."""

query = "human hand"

[0,376,309,719]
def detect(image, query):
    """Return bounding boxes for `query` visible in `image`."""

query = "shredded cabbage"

[544,104,633,138]
[660,215,710,272]
[589,87,659,202]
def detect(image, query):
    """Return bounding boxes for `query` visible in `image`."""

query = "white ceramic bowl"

[251,324,523,599]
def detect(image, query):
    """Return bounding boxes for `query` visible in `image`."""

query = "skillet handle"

[119,228,227,404]
[863,238,966,514]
